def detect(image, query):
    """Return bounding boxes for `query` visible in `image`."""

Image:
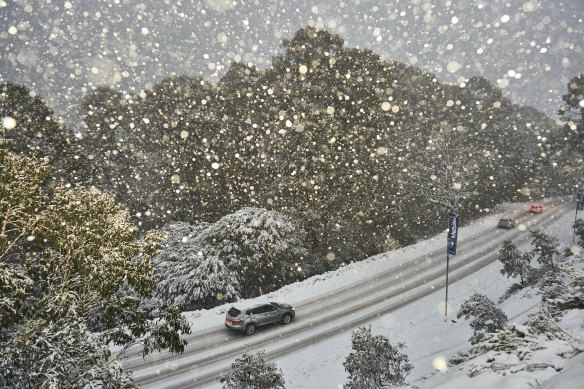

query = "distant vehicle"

[528,205,543,214]
[225,302,295,335]
[498,218,516,229]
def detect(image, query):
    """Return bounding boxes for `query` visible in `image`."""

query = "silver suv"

[225,302,295,335]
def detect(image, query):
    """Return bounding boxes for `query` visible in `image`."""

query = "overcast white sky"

[1,0,583,126]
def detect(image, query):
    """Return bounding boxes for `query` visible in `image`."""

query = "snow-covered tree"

[540,266,584,317]
[150,222,239,311]
[457,292,508,344]
[573,219,584,248]
[0,311,133,389]
[196,207,309,297]
[0,149,190,387]
[343,326,412,389]
[558,73,584,153]
[498,239,532,285]
[0,266,32,331]
[218,350,285,389]
[530,229,560,272]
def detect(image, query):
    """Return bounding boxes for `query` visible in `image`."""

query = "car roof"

[232,302,279,310]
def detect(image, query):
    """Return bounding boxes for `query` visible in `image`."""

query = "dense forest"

[2,26,584,387]
[2,27,583,308]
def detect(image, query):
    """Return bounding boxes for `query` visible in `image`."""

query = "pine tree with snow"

[530,229,560,272]
[457,292,508,344]
[149,222,239,311]
[196,207,309,298]
[343,326,412,389]
[573,219,584,248]
[498,239,532,285]
[218,350,285,389]
[541,266,584,316]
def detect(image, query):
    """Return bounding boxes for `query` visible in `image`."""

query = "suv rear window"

[228,307,241,317]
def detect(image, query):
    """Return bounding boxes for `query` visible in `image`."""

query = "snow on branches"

[151,207,309,311]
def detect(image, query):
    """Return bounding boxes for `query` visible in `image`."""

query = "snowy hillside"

[165,201,583,388]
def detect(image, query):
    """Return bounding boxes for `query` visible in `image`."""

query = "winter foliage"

[498,239,532,285]
[0,148,190,388]
[218,350,286,389]
[149,221,239,311]
[540,266,584,317]
[150,207,309,310]
[452,255,584,384]
[0,313,134,389]
[343,326,412,389]
[457,292,508,344]
[2,2,584,385]
[466,321,580,379]
[530,229,561,272]
[196,207,309,297]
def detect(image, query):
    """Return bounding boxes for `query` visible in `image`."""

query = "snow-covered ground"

[156,201,583,388]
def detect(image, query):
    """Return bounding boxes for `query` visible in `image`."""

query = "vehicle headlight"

[291,307,295,311]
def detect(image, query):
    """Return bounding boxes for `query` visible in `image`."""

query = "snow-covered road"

[124,201,573,388]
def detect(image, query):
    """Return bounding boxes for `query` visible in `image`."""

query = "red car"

[528,205,543,213]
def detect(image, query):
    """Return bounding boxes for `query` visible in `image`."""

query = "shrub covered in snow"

[454,258,584,384]
[343,326,412,389]
[469,322,540,358]
[457,292,508,344]
[447,351,469,366]
[467,322,558,378]
[540,266,584,317]
[218,350,285,389]
[526,306,570,341]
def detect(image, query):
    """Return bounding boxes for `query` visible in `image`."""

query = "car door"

[264,304,279,324]
[252,305,270,326]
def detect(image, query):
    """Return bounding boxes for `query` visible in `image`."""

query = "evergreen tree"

[218,350,285,389]
[258,27,398,254]
[498,239,532,285]
[343,326,412,389]
[195,207,309,298]
[0,149,190,387]
[573,219,584,248]
[558,73,584,152]
[457,292,508,344]
[1,82,91,186]
[0,82,68,159]
[540,266,584,317]
[530,229,560,272]
[0,312,134,389]
[150,222,239,311]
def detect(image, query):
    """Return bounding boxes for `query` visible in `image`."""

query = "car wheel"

[281,313,291,324]
[245,323,256,335]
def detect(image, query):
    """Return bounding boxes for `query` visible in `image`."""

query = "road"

[123,202,572,388]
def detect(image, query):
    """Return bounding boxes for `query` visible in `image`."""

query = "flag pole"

[445,212,459,322]
[445,251,450,320]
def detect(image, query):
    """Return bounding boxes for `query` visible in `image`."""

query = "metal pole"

[574,208,578,243]
[445,251,450,321]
